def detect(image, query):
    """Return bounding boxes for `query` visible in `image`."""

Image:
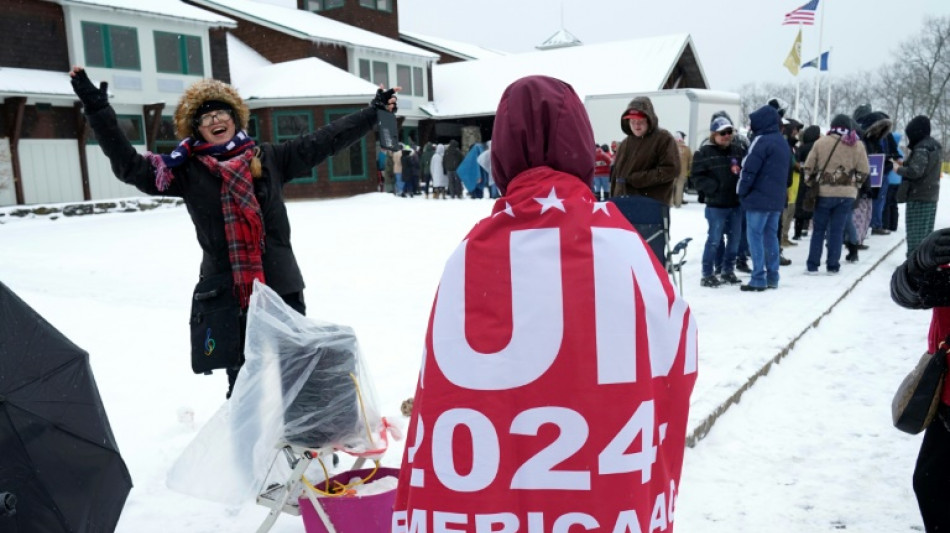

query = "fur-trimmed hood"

[174,79,250,140]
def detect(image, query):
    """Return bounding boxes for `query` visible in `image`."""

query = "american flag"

[783,0,819,25]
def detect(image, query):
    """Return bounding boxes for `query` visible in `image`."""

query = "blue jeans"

[395,173,404,194]
[745,210,781,288]
[807,196,852,272]
[871,182,889,229]
[737,207,749,261]
[702,206,741,277]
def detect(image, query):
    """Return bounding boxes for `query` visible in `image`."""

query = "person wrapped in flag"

[392,75,698,533]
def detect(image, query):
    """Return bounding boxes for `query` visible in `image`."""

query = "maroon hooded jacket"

[490,76,594,193]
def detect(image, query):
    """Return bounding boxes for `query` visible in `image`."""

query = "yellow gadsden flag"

[784,27,802,76]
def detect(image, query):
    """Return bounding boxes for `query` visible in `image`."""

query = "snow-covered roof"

[50,0,236,26]
[226,33,378,105]
[188,0,438,60]
[423,33,703,119]
[226,33,272,86]
[0,67,74,101]
[400,31,508,61]
[236,57,380,105]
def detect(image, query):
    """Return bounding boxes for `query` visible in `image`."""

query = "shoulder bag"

[892,334,950,434]
[803,136,842,212]
[189,272,246,374]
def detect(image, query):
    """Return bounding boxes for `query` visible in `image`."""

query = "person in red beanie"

[610,96,680,205]
[392,75,697,533]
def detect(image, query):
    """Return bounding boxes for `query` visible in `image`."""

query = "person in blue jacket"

[883,132,905,232]
[736,105,792,292]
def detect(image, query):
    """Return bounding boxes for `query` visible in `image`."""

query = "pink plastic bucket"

[299,467,399,533]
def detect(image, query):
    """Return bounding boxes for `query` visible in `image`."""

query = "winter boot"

[700,275,722,288]
[735,258,752,273]
[719,272,742,285]
[845,242,859,263]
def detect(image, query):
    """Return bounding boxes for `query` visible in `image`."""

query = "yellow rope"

[349,372,375,446]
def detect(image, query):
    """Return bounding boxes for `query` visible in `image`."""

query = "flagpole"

[825,54,832,126]
[812,0,825,123]
[795,23,802,119]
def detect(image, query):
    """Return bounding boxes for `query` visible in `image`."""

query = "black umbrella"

[0,281,132,532]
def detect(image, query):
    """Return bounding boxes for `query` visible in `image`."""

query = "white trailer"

[585,88,742,154]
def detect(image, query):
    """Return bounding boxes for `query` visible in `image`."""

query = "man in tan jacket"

[610,96,680,205]
[672,131,692,207]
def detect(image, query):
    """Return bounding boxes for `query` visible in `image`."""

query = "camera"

[377,109,399,151]
[0,492,16,517]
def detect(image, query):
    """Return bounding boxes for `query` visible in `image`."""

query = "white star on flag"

[534,187,565,214]
[592,202,611,215]
[492,202,516,218]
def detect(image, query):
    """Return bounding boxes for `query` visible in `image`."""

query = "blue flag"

[801,51,830,71]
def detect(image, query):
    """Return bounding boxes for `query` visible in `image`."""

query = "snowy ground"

[0,184,945,532]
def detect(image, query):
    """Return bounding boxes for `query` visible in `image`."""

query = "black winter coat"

[691,139,745,208]
[402,150,420,184]
[87,105,378,296]
[898,136,943,203]
[442,141,463,171]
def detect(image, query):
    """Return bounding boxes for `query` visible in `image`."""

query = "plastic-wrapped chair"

[609,195,692,292]
[235,282,391,533]
[256,325,365,532]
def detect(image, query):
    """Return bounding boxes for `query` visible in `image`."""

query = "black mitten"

[909,228,950,277]
[70,69,109,113]
[370,87,397,113]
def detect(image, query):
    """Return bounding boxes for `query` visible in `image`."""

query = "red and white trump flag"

[393,168,697,533]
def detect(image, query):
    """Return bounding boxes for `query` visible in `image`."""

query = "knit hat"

[710,116,733,132]
[192,100,233,127]
[852,104,872,124]
[830,114,851,130]
[675,130,686,141]
[767,97,789,118]
[905,115,931,148]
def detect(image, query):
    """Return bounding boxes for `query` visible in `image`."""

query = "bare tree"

[896,16,950,119]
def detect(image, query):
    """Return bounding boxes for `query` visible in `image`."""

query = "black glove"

[371,87,397,113]
[70,69,109,113]
[909,228,950,277]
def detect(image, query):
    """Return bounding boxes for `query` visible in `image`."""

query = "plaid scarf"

[146,132,264,308]
[147,131,256,191]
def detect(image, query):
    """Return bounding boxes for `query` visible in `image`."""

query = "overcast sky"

[249,0,950,92]
[395,0,950,91]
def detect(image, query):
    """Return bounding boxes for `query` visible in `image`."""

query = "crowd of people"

[632,97,941,291]
[374,95,941,299]
[376,138,500,199]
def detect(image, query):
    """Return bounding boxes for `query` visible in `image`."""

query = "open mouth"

[211,126,228,136]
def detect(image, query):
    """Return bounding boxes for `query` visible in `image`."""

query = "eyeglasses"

[197,109,233,127]
[718,129,734,136]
